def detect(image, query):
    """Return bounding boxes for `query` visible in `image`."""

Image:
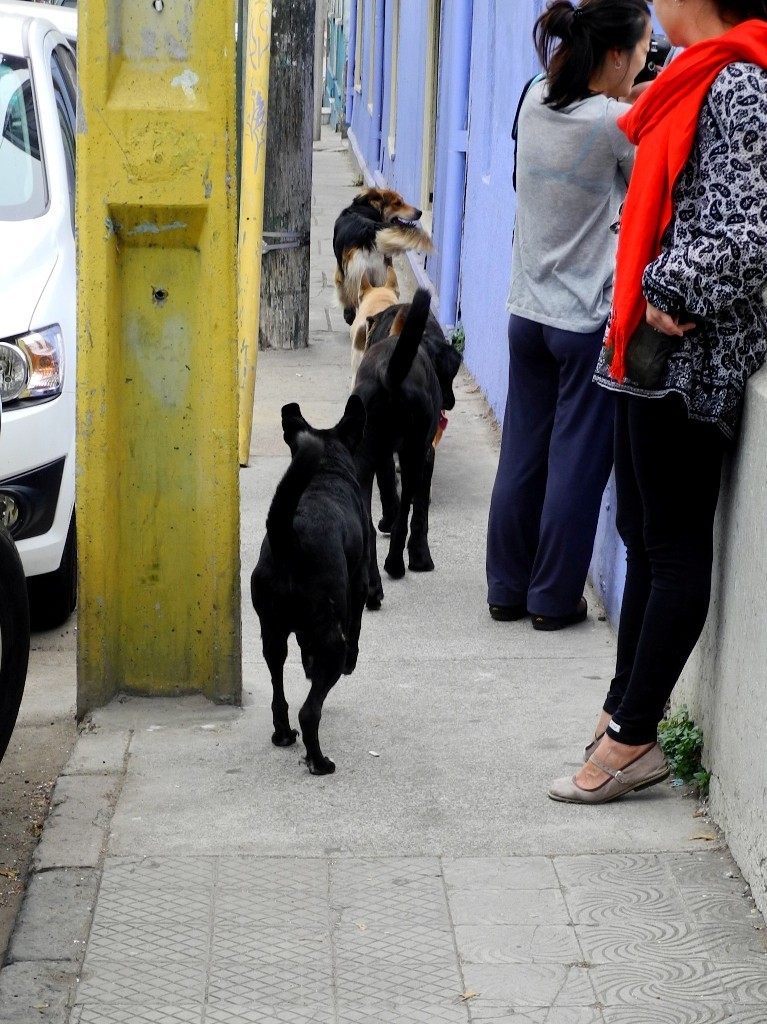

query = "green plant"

[450,322,465,355]
[352,173,364,187]
[657,705,710,794]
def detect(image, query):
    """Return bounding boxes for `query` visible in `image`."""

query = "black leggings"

[604,393,727,746]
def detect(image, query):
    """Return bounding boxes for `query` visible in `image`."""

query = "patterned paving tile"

[334,920,456,964]
[216,857,329,895]
[206,959,333,1006]
[98,857,215,895]
[205,1005,334,1023]
[213,890,329,928]
[460,963,596,1008]
[564,884,688,926]
[210,927,332,962]
[575,921,708,963]
[697,921,767,960]
[330,857,449,925]
[74,958,205,1006]
[213,860,329,927]
[336,1007,469,1023]
[713,962,767,1002]
[86,918,210,961]
[89,884,212,929]
[454,924,581,964]
[665,852,748,891]
[591,960,727,1004]
[554,853,670,889]
[681,889,764,925]
[76,1006,200,1024]
[602,1006,767,1024]
[334,959,464,1007]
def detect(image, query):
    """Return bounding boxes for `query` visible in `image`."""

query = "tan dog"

[349,267,399,389]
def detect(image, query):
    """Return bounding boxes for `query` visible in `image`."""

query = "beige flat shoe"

[583,731,605,763]
[548,743,670,804]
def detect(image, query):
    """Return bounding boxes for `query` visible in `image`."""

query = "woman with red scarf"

[550,0,767,803]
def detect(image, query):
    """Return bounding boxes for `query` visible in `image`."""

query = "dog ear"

[358,271,371,302]
[281,402,310,453]
[353,187,375,207]
[385,266,399,294]
[336,394,367,453]
[390,306,408,338]
[433,345,463,411]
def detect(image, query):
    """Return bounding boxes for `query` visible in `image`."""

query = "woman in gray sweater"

[485,0,651,630]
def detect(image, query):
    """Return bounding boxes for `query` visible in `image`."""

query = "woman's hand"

[645,301,696,337]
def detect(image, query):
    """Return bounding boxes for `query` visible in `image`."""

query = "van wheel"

[27,512,77,631]
[0,526,30,764]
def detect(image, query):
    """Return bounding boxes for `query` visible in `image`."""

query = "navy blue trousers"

[486,314,614,617]
[604,393,727,745]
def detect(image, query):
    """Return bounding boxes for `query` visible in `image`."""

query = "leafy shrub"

[658,705,710,794]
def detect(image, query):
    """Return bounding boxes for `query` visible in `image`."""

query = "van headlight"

[0,325,64,403]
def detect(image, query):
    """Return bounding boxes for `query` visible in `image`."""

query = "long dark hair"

[534,0,650,110]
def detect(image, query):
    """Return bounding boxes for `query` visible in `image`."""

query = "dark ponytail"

[534,0,650,110]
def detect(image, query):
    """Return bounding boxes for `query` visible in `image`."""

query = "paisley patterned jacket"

[595,62,767,439]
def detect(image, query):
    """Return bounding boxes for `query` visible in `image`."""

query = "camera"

[634,34,674,85]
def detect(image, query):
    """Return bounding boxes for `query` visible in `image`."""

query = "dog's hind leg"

[407,444,435,572]
[298,650,345,775]
[375,454,400,534]
[356,455,384,609]
[262,630,299,747]
[383,445,419,580]
[343,569,368,675]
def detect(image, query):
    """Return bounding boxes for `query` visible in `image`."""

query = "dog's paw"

[366,594,382,610]
[343,647,359,675]
[384,553,406,579]
[306,755,336,776]
[377,515,394,534]
[272,728,299,747]
[408,550,435,573]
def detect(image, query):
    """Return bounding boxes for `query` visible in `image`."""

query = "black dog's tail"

[385,288,432,390]
[265,435,324,565]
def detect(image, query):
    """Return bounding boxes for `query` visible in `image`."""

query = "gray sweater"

[507,80,634,333]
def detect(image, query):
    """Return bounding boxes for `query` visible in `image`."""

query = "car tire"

[26,512,77,632]
[0,525,30,765]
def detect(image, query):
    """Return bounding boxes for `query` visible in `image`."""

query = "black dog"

[366,302,462,416]
[353,288,441,609]
[251,397,368,775]
[333,187,433,325]
[365,301,462,532]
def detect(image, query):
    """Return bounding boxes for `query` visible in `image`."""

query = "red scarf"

[607,19,767,382]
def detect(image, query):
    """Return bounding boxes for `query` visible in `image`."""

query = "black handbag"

[623,321,678,388]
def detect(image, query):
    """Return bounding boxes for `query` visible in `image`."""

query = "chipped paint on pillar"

[237,0,272,466]
[76,0,242,712]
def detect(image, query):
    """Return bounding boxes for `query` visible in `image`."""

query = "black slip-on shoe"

[488,602,528,622]
[531,596,588,632]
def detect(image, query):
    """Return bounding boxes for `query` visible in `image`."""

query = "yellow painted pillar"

[238,0,272,467]
[76,0,242,713]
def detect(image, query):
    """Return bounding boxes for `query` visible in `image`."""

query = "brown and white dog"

[349,267,400,389]
[333,187,433,325]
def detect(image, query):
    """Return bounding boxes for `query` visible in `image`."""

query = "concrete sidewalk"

[1,129,766,1024]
